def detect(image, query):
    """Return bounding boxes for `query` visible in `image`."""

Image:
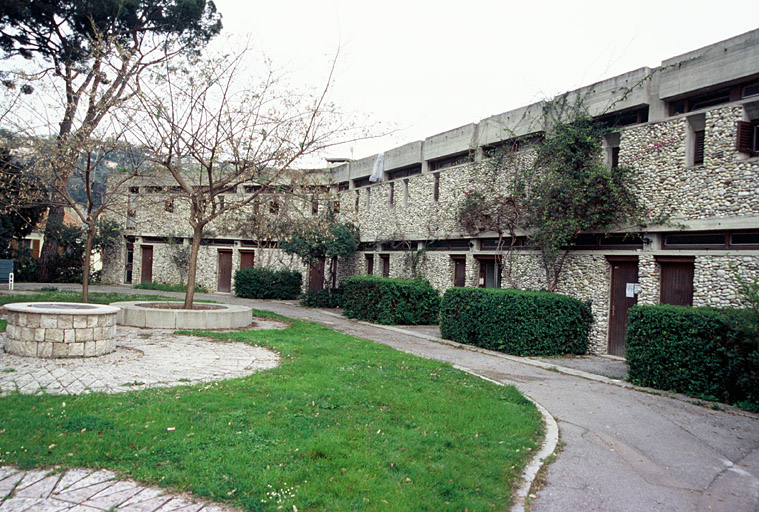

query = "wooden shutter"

[693,130,705,165]
[737,121,754,153]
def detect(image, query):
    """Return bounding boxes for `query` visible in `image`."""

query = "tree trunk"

[82,224,96,303]
[184,225,204,309]
[38,205,64,282]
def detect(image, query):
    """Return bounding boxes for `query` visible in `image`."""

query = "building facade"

[103,29,759,356]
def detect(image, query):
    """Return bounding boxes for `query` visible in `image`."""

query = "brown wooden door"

[140,245,153,284]
[660,260,694,306]
[309,257,325,291]
[608,259,638,357]
[366,254,374,275]
[453,258,466,287]
[240,251,255,269]
[217,250,233,292]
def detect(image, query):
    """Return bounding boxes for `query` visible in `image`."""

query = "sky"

[212,0,758,164]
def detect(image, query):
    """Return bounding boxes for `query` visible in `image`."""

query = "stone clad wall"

[624,105,759,221]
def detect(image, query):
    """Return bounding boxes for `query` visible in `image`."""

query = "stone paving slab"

[0,466,240,511]
[0,322,283,395]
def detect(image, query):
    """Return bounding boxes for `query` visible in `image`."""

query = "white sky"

[212,0,758,163]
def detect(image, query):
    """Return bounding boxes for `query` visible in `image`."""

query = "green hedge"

[300,287,345,308]
[627,305,759,408]
[439,287,592,356]
[233,267,302,300]
[342,276,440,325]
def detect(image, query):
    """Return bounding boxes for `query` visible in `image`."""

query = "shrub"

[300,287,344,308]
[234,267,302,300]
[626,305,759,408]
[342,276,440,325]
[439,287,592,356]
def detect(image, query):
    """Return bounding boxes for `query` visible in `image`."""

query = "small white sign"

[634,283,642,295]
[626,283,641,297]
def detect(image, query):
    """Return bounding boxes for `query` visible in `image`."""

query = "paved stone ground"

[0,466,238,511]
[0,323,283,395]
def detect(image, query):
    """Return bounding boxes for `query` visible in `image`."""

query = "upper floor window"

[737,121,759,157]
[597,107,649,128]
[428,152,472,172]
[386,164,421,181]
[353,176,371,188]
[670,88,731,116]
[687,114,706,166]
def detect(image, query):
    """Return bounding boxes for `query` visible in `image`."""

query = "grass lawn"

[0,295,543,511]
[0,290,183,306]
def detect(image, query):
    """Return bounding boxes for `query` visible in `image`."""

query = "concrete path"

[6,284,759,511]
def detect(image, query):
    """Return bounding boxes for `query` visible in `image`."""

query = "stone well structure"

[111,301,253,329]
[3,302,119,358]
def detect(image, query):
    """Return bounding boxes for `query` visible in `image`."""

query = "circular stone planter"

[3,302,119,358]
[110,301,253,329]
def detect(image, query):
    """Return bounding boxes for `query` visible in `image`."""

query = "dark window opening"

[426,239,471,251]
[129,187,139,194]
[353,176,371,188]
[433,173,440,202]
[333,200,340,214]
[737,121,759,157]
[611,146,620,168]
[338,181,349,191]
[597,107,649,128]
[664,233,726,247]
[693,130,705,165]
[365,254,374,275]
[670,88,734,116]
[731,232,759,246]
[387,164,422,181]
[389,182,394,206]
[312,198,318,215]
[428,152,472,172]
[269,201,280,214]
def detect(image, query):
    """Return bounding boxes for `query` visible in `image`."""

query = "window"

[269,200,280,214]
[164,198,174,213]
[353,176,371,188]
[428,152,472,172]
[426,239,471,251]
[389,182,394,206]
[312,197,318,215]
[386,164,422,181]
[129,187,139,194]
[338,181,349,192]
[127,209,136,229]
[433,173,440,202]
[402,179,409,207]
[380,254,390,277]
[737,121,759,157]
[687,114,706,166]
[605,132,621,169]
[333,200,340,214]
[597,107,649,128]
[670,88,732,115]
[355,191,360,211]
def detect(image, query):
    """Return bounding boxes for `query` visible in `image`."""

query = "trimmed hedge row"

[342,276,440,325]
[439,287,592,356]
[300,287,345,308]
[233,267,302,300]
[627,305,759,408]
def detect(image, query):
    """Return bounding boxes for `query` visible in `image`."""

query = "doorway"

[140,245,153,284]
[217,250,233,292]
[607,257,639,357]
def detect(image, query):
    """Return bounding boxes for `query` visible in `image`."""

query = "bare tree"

[129,48,363,307]
[0,0,221,281]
